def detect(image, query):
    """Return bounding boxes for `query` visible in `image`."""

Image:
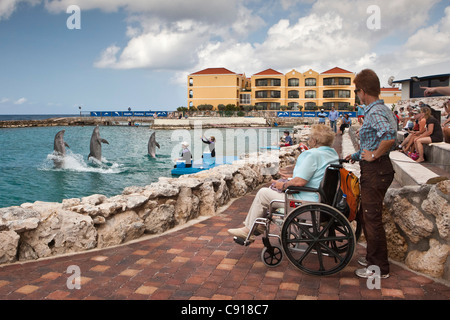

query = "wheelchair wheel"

[261,245,283,268]
[281,203,355,276]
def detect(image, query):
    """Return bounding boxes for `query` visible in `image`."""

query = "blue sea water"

[0,124,284,208]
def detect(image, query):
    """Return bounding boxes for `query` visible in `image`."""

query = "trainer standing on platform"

[345,69,397,280]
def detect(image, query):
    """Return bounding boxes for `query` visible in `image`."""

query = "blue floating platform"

[171,156,239,176]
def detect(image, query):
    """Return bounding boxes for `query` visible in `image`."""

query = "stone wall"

[0,147,300,265]
[383,180,450,280]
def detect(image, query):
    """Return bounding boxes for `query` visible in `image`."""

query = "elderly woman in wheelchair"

[228,124,358,276]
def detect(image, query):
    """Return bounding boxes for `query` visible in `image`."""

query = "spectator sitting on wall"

[414,106,444,163]
[399,107,408,128]
[357,104,365,125]
[279,131,293,147]
[339,114,352,135]
[442,99,450,143]
[400,108,426,154]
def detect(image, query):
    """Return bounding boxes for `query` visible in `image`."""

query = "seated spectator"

[357,104,365,125]
[442,99,450,143]
[279,131,293,147]
[339,114,352,134]
[403,111,415,131]
[399,107,408,127]
[400,108,426,154]
[228,125,339,241]
[414,106,444,163]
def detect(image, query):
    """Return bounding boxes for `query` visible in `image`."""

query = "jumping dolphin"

[148,132,160,158]
[53,129,70,167]
[88,125,109,162]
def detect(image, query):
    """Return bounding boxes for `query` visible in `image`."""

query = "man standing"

[328,106,339,133]
[318,108,327,125]
[345,69,397,280]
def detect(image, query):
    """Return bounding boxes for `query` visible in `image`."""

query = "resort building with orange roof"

[188,66,371,111]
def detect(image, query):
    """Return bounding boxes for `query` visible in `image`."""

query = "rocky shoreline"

[0,117,102,128]
[0,147,298,265]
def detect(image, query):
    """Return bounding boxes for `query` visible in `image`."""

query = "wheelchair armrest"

[285,186,325,202]
[285,186,320,194]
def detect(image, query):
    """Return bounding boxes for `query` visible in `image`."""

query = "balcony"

[255,78,282,87]
[255,90,282,99]
[323,77,352,87]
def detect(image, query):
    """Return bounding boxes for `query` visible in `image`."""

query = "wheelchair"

[233,162,362,276]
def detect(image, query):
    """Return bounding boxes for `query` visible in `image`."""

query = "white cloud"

[402,6,450,67]
[0,0,39,20]
[0,98,10,103]
[14,97,27,105]
[95,20,211,70]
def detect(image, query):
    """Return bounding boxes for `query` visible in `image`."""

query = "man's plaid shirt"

[352,100,398,161]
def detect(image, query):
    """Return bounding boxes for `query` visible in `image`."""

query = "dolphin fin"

[156,142,160,149]
[65,142,70,149]
[101,139,109,145]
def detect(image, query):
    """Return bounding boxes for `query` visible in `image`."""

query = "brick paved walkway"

[0,187,449,301]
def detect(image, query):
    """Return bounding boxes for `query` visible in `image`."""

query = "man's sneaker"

[355,267,390,279]
[357,256,368,267]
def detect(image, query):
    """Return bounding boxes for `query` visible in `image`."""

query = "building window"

[305,90,316,99]
[288,90,299,99]
[271,91,281,98]
[338,77,351,85]
[189,78,193,86]
[240,94,251,105]
[288,78,299,87]
[304,102,317,110]
[288,102,299,109]
[338,102,350,109]
[305,78,316,86]
[323,78,336,86]
[338,90,351,98]
[256,79,268,87]
[323,102,335,109]
[189,90,193,98]
[256,78,282,87]
[271,79,281,86]
[323,90,335,98]
[256,91,268,98]
[269,102,281,110]
[410,77,449,98]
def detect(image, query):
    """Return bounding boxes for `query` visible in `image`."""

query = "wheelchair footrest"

[233,236,252,247]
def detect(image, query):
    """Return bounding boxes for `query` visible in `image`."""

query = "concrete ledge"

[390,151,439,186]
[423,142,450,173]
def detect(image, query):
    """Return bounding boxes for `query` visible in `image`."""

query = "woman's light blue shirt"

[292,146,339,202]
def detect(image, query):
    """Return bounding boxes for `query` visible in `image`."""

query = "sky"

[0,0,449,114]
